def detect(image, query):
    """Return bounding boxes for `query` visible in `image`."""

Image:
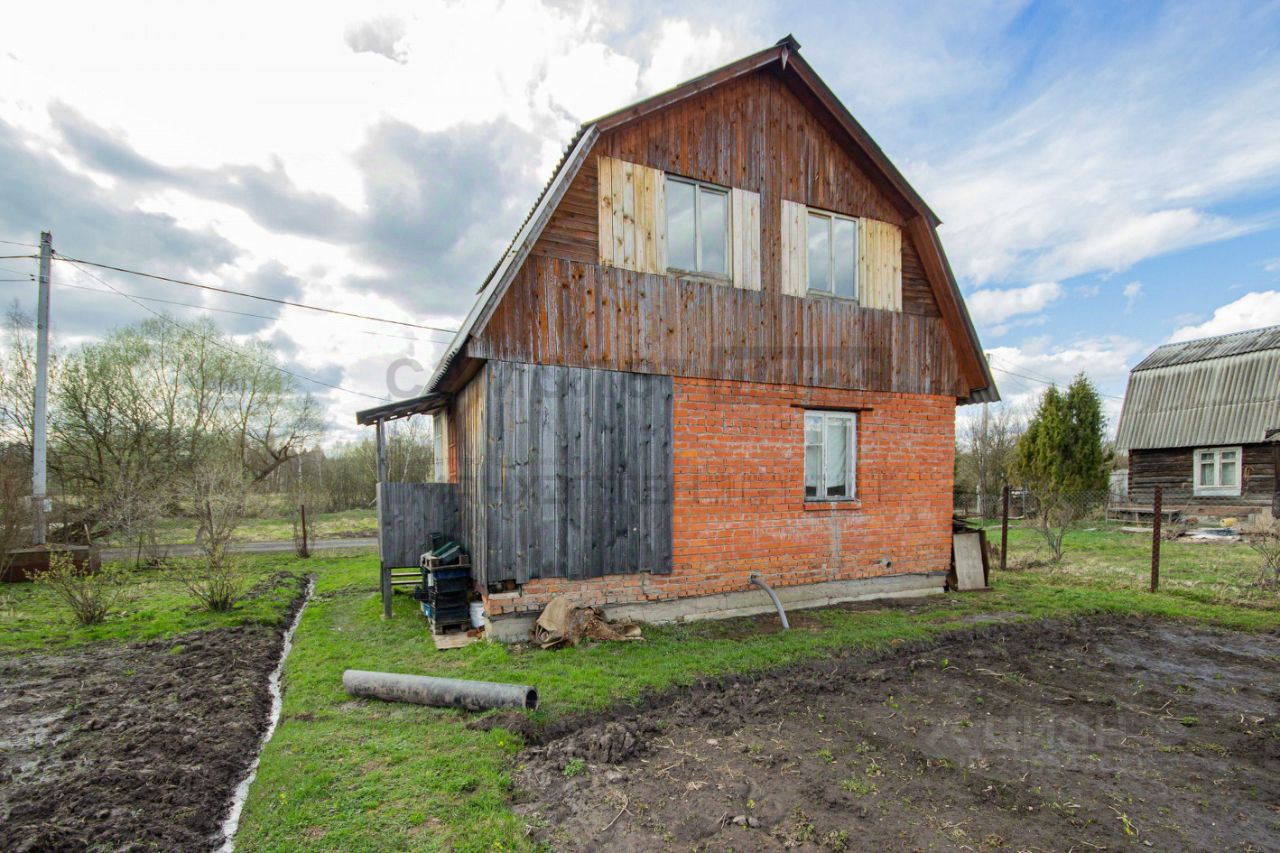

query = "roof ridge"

[1156,322,1280,350]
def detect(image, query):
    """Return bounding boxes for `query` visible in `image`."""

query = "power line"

[0,278,32,283]
[0,254,38,260]
[0,238,39,248]
[987,361,1124,400]
[52,254,461,334]
[62,258,390,403]
[0,277,452,345]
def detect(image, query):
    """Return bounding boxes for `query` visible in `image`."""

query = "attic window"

[806,210,858,300]
[666,175,729,277]
[1193,447,1240,496]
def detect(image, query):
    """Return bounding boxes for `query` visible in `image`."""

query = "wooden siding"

[858,218,902,312]
[530,68,941,314]
[377,482,460,567]
[901,238,940,317]
[597,156,665,274]
[472,256,965,397]
[462,360,673,586]
[779,199,807,297]
[533,152,599,264]
[1128,444,1278,508]
[455,367,488,582]
[730,187,762,291]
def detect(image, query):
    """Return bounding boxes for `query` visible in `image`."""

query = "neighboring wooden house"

[1115,325,1280,517]
[358,37,998,638]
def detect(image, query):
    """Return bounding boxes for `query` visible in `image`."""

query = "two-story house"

[358,36,998,639]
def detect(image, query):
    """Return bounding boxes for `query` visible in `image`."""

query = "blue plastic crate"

[428,566,471,582]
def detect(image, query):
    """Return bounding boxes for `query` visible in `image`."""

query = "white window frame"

[805,208,859,300]
[665,175,731,278]
[1193,446,1241,496]
[804,410,858,501]
[432,411,450,483]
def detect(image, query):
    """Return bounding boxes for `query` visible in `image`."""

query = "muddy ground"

[517,618,1280,851]
[0,574,307,852]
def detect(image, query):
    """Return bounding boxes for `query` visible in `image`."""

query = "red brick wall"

[485,376,955,617]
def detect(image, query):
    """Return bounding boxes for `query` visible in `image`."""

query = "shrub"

[184,557,247,612]
[1243,510,1280,586]
[36,550,130,626]
[185,454,250,611]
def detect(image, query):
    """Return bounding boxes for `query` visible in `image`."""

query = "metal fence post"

[1000,485,1010,573]
[1150,485,1162,593]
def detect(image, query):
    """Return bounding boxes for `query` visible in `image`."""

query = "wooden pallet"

[432,630,479,651]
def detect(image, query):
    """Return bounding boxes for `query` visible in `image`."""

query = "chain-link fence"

[957,484,1274,605]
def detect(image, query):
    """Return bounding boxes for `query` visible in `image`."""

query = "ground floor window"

[1193,446,1240,496]
[804,410,857,500]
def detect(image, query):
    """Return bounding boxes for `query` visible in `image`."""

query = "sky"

[1,0,1278,444]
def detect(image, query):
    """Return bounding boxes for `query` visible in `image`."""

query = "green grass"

[5,523,1276,850]
[101,507,377,547]
[983,519,1272,609]
[0,557,303,650]
[235,528,1279,851]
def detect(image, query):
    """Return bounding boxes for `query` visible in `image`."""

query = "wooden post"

[1150,485,1162,593]
[1000,485,1010,573]
[298,503,310,558]
[376,420,391,618]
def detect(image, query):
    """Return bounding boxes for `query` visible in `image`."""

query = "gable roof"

[1115,325,1280,451]
[1132,324,1280,371]
[357,37,997,423]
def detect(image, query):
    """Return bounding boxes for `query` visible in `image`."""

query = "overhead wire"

[3,277,453,345]
[61,258,391,403]
[52,253,461,334]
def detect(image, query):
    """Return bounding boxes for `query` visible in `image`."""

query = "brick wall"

[485,376,956,617]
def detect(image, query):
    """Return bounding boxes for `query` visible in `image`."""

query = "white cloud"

[980,335,1144,436]
[1265,257,1280,273]
[923,4,1280,286]
[1122,281,1143,312]
[1169,291,1280,342]
[967,281,1062,327]
[0,0,747,442]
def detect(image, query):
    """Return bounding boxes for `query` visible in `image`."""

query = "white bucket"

[469,601,486,630]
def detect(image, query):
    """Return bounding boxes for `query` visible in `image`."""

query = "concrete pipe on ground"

[342,669,539,711]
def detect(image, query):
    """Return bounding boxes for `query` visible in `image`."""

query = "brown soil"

[0,575,307,852]
[516,618,1280,851]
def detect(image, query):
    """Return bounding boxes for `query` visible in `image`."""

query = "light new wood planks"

[597,155,665,275]
[731,187,762,291]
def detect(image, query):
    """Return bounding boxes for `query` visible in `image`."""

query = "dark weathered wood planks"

[377,482,460,568]
[471,256,964,397]
[467,360,673,586]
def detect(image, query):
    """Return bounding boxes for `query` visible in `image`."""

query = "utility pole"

[31,231,51,546]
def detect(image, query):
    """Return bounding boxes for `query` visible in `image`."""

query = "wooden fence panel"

[377,482,460,568]
[481,360,673,585]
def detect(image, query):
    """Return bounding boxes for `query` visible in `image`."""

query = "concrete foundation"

[483,571,945,644]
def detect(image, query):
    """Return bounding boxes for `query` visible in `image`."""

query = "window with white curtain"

[1193,447,1240,496]
[804,411,857,500]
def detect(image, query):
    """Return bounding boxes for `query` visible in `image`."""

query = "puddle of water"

[218,575,315,852]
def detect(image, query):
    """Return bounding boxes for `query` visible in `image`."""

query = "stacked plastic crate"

[412,535,473,634]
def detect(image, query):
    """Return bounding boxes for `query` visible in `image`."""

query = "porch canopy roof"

[355,391,448,426]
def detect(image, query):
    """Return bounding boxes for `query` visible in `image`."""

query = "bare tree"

[185,452,250,611]
[0,447,31,576]
[961,403,1023,515]
[1244,510,1280,586]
